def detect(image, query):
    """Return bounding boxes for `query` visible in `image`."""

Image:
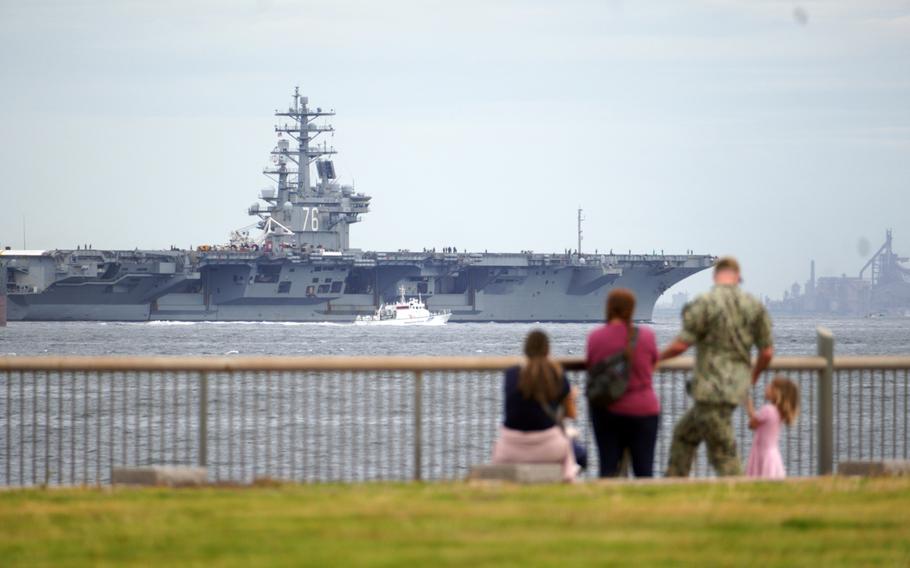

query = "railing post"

[413,370,422,481]
[817,327,834,475]
[198,372,208,468]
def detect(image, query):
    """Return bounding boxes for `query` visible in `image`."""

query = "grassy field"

[1,477,909,567]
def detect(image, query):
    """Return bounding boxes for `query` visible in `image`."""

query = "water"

[1,315,908,484]
[2,315,909,357]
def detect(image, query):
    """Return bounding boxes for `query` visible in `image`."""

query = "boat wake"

[144,320,349,327]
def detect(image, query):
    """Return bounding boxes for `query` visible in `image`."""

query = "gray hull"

[2,250,193,322]
[5,252,710,323]
[6,299,150,321]
[145,254,708,322]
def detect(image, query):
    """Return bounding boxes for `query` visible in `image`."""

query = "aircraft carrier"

[1,89,714,323]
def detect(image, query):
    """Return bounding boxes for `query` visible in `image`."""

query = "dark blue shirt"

[502,365,571,431]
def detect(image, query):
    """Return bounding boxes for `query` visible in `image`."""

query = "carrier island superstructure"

[1,89,714,322]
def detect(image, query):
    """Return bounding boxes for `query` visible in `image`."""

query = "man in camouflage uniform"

[660,257,774,477]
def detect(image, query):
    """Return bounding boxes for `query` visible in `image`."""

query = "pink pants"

[491,425,576,482]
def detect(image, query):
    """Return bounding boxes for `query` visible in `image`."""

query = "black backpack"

[586,326,638,409]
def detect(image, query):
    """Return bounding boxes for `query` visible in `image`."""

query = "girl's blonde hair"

[519,330,563,403]
[769,376,800,426]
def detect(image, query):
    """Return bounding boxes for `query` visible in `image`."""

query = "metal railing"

[1,329,909,486]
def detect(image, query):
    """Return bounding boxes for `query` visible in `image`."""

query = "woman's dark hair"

[518,329,562,402]
[606,288,636,324]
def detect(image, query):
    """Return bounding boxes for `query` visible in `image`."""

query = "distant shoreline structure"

[768,230,910,317]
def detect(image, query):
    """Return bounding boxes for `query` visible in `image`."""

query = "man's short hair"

[714,256,740,275]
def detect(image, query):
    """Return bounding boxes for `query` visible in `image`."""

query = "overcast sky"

[1,0,908,300]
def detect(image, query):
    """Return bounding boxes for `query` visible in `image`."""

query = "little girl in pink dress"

[746,376,800,479]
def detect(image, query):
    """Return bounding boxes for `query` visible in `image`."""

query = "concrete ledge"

[468,464,564,484]
[112,466,208,487]
[838,460,910,477]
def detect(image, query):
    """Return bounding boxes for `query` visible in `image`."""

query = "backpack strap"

[719,291,751,363]
[622,325,639,361]
[536,388,567,430]
[537,398,564,426]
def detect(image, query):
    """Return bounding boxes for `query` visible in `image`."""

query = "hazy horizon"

[1,0,908,301]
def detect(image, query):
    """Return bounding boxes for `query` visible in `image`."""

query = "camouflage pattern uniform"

[666,284,773,477]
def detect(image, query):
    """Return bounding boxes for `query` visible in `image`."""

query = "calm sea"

[1,314,908,482]
[1,314,908,357]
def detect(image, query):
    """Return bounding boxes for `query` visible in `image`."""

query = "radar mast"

[577,208,584,256]
[249,87,371,253]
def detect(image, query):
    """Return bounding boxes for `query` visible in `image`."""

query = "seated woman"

[586,288,660,477]
[491,329,578,482]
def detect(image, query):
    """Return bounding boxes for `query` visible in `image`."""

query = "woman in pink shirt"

[586,288,660,477]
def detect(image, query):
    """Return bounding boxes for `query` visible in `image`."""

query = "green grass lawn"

[1,477,909,567]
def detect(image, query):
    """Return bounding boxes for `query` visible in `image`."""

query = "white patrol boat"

[355,287,451,326]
